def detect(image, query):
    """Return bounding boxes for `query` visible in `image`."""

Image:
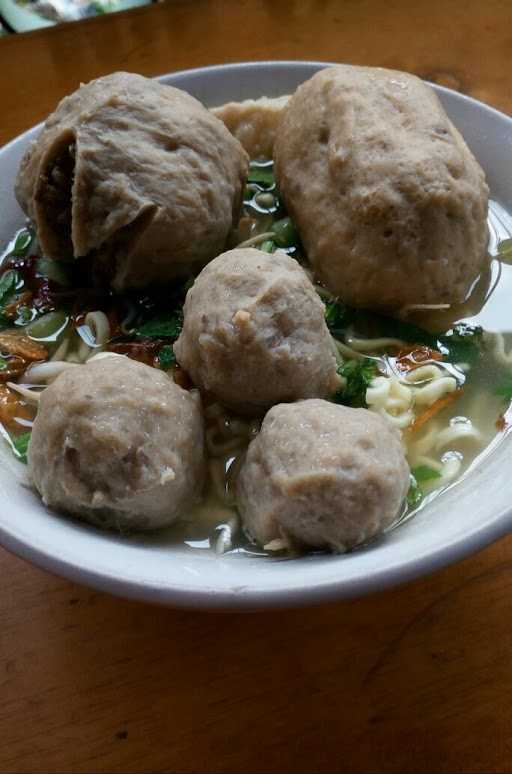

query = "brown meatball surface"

[274,65,489,310]
[236,399,410,551]
[28,356,205,531]
[173,248,340,414]
[16,72,248,290]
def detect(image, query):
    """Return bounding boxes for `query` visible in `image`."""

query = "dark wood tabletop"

[1,2,512,772]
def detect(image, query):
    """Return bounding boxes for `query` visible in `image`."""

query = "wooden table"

[1,2,512,772]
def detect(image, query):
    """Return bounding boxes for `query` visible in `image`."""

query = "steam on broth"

[1,158,511,555]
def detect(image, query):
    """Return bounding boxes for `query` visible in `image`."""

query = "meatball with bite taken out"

[15,72,248,291]
[173,247,341,415]
[236,399,410,552]
[274,65,489,311]
[28,355,205,532]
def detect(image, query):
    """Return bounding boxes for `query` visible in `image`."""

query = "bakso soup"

[1,65,508,561]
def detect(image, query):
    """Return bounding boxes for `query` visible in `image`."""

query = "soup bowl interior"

[0,61,511,609]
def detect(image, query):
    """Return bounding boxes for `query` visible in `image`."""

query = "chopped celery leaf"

[11,230,33,257]
[12,432,31,464]
[158,345,176,370]
[333,358,377,408]
[411,465,441,483]
[136,312,183,339]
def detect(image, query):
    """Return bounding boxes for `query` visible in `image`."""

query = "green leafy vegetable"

[495,376,512,400]
[12,432,31,464]
[0,270,21,327]
[247,165,274,187]
[11,230,33,257]
[411,465,441,483]
[407,467,442,509]
[324,299,354,336]
[272,217,299,248]
[0,358,8,371]
[407,475,423,508]
[366,314,483,364]
[136,311,183,340]
[158,345,176,370]
[333,358,378,408]
[437,324,483,364]
[0,270,19,306]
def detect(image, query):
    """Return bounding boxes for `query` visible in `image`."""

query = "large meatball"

[236,399,410,551]
[274,65,489,310]
[28,356,205,531]
[212,95,290,158]
[173,248,340,414]
[16,72,248,290]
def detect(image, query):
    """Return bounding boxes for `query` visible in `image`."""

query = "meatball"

[236,399,410,551]
[212,95,290,158]
[28,356,205,531]
[15,72,248,290]
[274,65,489,310]
[173,247,340,414]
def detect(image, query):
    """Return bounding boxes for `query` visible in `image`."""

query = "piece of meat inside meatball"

[236,399,410,552]
[173,247,341,414]
[28,355,205,532]
[274,65,489,311]
[15,71,249,290]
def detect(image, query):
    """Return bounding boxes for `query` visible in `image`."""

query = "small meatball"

[173,248,340,414]
[28,356,205,531]
[16,72,248,290]
[237,399,410,551]
[212,95,290,158]
[274,65,489,311]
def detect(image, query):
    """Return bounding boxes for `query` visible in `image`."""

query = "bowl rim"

[1,60,511,610]
[0,500,510,609]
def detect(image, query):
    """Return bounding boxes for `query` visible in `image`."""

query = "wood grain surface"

[1,2,512,772]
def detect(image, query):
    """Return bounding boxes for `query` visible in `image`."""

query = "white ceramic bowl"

[1,61,511,609]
